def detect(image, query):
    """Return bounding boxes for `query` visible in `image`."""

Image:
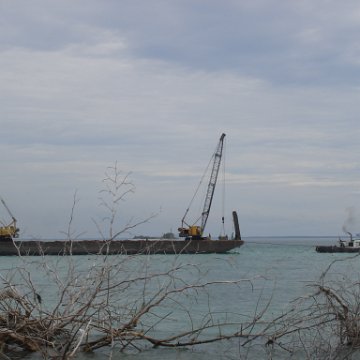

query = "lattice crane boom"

[200,133,225,235]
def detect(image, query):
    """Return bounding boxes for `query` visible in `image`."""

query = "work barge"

[0,133,244,256]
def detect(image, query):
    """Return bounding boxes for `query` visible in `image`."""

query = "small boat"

[316,232,360,253]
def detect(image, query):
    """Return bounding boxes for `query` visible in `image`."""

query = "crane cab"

[0,197,19,241]
[0,225,18,241]
[178,225,202,239]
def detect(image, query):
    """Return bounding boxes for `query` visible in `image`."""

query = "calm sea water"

[2,236,359,359]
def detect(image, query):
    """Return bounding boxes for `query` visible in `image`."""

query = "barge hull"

[1,239,244,256]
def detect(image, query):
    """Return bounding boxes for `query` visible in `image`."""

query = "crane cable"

[181,152,214,227]
[221,138,226,236]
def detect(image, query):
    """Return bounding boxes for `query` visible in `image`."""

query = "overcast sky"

[1,1,360,239]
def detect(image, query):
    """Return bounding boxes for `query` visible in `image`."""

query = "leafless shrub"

[0,252,272,359]
[0,164,269,359]
[252,254,360,359]
[94,161,158,240]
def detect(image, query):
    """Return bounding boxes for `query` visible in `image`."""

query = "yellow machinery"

[178,225,202,238]
[0,197,19,240]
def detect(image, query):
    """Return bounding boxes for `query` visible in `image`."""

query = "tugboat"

[316,232,360,253]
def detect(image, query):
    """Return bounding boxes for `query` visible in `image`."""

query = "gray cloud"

[1,1,360,237]
[3,1,360,85]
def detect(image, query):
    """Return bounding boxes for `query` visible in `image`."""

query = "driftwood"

[1,253,360,359]
[0,254,263,358]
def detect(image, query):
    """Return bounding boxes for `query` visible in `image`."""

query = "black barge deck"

[0,239,244,256]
